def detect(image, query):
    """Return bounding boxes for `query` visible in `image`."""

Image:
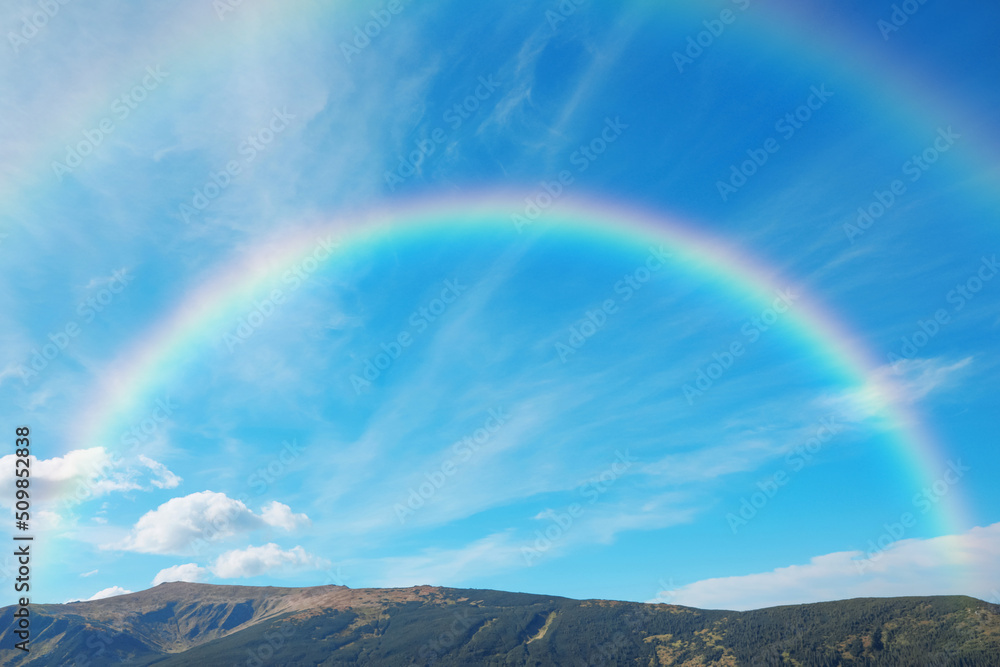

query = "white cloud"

[83,268,129,290]
[582,497,699,545]
[0,448,185,512]
[643,415,846,486]
[0,448,138,511]
[152,563,209,586]
[890,356,973,401]
[87,586,132,601]
[654,522,1000,610]
[260,500,310,530]
[35,510,62,530]
[210,543,328,579]
[326,311,364,330]
[374,531,525,587]
[373,495,699,588]
[117,491,309,555]
[825,356,972,423]
[645,439,783,484]
[0,362,24,386]
[12,447,112,483]
[138,454,182,489]
[80,569,99,578]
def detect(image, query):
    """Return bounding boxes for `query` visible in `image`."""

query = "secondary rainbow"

[4,0,997,214]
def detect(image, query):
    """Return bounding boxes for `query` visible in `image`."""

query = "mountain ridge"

[1,583,998,665]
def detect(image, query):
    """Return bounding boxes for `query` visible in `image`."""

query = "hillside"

[1,583,999,665]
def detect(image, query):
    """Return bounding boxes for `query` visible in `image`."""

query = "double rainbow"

[8,0,988,578]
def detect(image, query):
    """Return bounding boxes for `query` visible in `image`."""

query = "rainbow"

[10,0,988,585]
[68,193,974,545]
[4,0,998,211]
[681,0,1000,194]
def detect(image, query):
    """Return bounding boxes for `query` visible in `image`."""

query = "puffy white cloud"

[653,522,1000,610]
[86,586,132,601]
[28,447,113,482]
[117,491,310,555]
[0,448,135,518]
[210,543,328,579]
[260,500,310,530]
[152,563,209,586]
[0,447,125,490]
[0,448,184,512]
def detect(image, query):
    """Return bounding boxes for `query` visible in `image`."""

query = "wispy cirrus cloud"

[821,356,972,423]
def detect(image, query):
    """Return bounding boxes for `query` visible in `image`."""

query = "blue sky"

[1,0,998,610]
